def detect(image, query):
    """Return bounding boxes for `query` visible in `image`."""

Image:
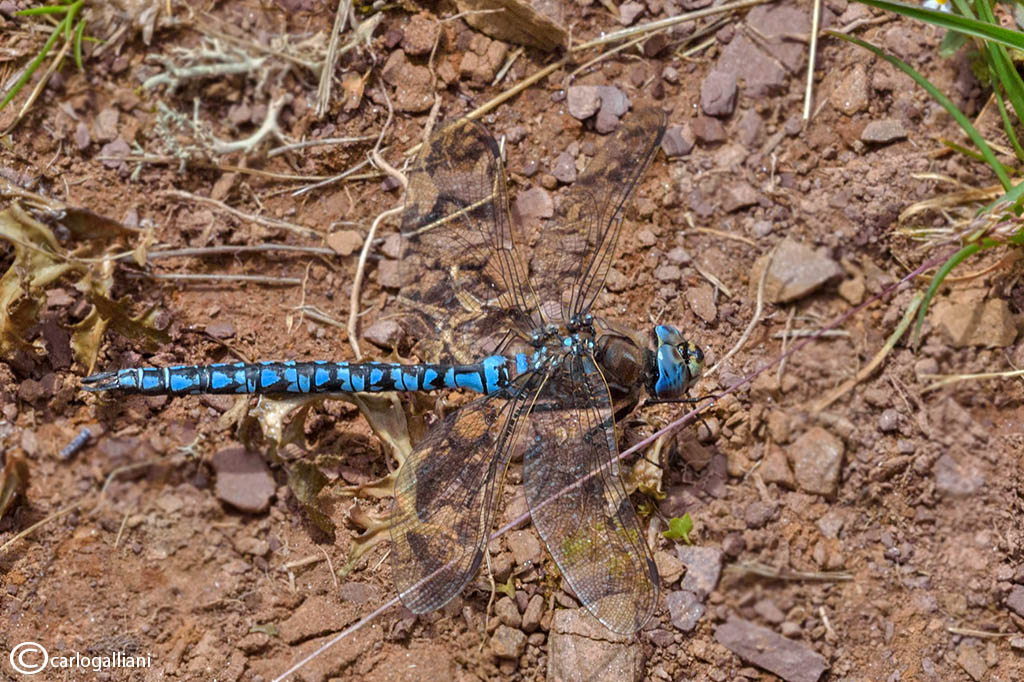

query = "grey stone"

[685,284,717,323]
[507,529,542,567]
[661,124,695,157]
[861,119,908,143]
[522,594,544,632]
[99,138,131,169]
[701,70,738,117]
[751,238,842,303]
[595,108,621,134]
[878,408,900,433]
[788,427,844,497]
[363,319,403,350]
[1007,585,1024,618]
[205,320,235,339]
[743,500,777,529]
[934,454,985,496]
[515,187,554,219]
[715,618,828,682]
[211,448,276,513]
[567,85,602,120]
[547,609,642,682]
[722,182,758,212]
[619,1,644,25]
[665,590,704,632]
[738,109,764,148]
[494,597,522,629]
[746,5,812,72]
[599,86,630,118]
[830,63,870,115]
[75,122,91,150]
[676,545,723,598]
[716,34,787,97]
[957,646,987,682]
[551,152,577,184]
[692,116,726,144]
[753,599,786,624]
[490,624,527,659]
[93,108,120,143]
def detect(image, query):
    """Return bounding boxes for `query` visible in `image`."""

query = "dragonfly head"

[646,325,703,401]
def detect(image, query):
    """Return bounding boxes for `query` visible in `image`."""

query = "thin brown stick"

[347,206,403,360]
[317,0,353,118]
[134,272,303,285]
[162,189,322,237]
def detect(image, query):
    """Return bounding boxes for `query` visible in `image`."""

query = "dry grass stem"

[707,247,771,377]
[812,292,923,412]
[162,188,321,237]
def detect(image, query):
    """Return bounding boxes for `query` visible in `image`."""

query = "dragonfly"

[83,106,704,634]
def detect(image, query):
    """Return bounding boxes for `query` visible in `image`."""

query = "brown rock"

[931,295,1018,348]
[661,124,695,157]
[515,187,554,219]
[716,34,787,97]
[701,70,738,117]
[722,182,758,212]
[401,12,439,56]
[829,63,870,115]
[715,618,828,682]
[692,116,726,144]
[380,50,433,113]
[787,427,844,497]
[547,609,642,682]
[327,229,364,257]
[212,448,276,513]
[860,119,907,143]
[751,239,842,303]
[490,624,527,659]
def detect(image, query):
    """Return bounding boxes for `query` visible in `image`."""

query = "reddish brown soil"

[1,1,1023,681]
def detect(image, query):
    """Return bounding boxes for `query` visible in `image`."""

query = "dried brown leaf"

[0,456,30,520]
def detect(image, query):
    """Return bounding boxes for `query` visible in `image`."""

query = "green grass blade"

[855,0,1024,51]
[993,87,1024,163]
[984,175,1024,214]
[912,242,982,346]
[831,31,1013,190]
[974,0,1024,124]
[15,5,73,16]
[0,20,63,112]
[73,18,86,71]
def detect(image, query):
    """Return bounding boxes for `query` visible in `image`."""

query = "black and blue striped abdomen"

[82,355,530,396]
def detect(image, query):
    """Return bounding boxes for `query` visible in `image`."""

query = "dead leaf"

[0,456,30,520]
[286,459,335,536]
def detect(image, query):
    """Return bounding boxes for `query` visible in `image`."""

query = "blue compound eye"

[651,326,703,400]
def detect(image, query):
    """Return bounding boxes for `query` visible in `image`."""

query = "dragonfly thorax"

[647,325,703,401]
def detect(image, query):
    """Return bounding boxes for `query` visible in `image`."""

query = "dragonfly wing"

[390,388,532,613]
[399,118,535,364]
[529,107,666,321]
[522,356,658,634]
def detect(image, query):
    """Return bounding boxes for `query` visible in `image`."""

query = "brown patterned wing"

[390,387,533,614]
[522,354,658,634]
[528,107,666,322]
[398,118,536,364]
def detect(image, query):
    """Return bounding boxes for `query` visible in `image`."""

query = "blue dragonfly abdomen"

[82,355,531,397]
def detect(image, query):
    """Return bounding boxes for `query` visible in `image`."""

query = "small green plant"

[1,1,89,114]
[661,513,694,544]
[838,0,1024,342]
